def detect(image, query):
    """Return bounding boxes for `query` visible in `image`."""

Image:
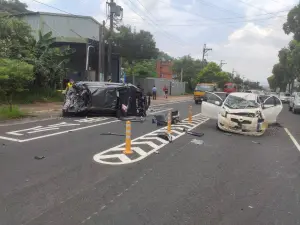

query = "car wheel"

[195,100,198,104]
[216,122,221,130]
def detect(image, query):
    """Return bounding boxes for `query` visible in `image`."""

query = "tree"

[28,31,75,88]
[267,75,277,90]
[113,25,159,64]
[272,63,287,91]
[0,0,30,14]
[0,58,34,110]
[197,62,221,82]
[157,51,173,61]
[283,3,300,41]
[0,15,33,59]
[172,55,203,91]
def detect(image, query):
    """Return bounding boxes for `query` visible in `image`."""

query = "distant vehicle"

[279,92,291,103]
[245,89,265,95]
[224,82,237,93]
[194,83,217,104]
[289,92,300,113]
[201,92,283,136]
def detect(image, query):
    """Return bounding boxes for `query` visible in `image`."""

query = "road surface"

[0,99,300,225]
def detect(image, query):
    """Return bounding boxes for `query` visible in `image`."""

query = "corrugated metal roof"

[14,11,100,25]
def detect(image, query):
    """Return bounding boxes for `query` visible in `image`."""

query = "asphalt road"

[1,100,300,225]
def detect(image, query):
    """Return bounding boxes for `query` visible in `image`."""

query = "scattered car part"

[191,139,204,145]
[157,132,172,142]
[34,156,45,160]
[100,132,125,136]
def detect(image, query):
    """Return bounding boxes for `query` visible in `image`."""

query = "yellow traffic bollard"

[188,105,192,123]
[123,121,133,154]
[167,110,172,134]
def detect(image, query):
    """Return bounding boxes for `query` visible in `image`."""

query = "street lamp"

[86,45,95,71]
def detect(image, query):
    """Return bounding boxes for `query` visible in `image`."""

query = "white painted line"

[150,99,192,107]
[130,147,147,156]
[97,153,131,163]
[131,141,159,149]
[285,128,300,152]
[0,119,120,142]
[93,113,209,165]
[0,135,21,142]
[139,137,169,144]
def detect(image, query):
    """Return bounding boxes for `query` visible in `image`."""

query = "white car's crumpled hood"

[218,106,266,136]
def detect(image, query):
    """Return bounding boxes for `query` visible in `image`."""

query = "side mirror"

[215,101,221,106]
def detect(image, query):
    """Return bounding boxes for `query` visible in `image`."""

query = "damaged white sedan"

[201,92,283,136]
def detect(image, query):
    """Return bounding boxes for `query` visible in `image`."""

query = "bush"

[0,88,64,104]
[0,106,25,120]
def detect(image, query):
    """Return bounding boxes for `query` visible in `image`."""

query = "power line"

[128,13,287,27]
[31,0,74,15]
[123,0,186,46]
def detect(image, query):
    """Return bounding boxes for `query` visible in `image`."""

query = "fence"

[126,77,186,96]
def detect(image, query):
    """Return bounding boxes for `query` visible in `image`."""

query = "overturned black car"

[62,82,151,118]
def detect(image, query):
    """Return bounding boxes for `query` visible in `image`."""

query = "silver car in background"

[279,92,291,103]
[289,92,300,113]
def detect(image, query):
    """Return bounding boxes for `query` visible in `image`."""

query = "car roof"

[229,92,257,100]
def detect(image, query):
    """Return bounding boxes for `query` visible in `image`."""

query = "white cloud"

[22,0,300,84]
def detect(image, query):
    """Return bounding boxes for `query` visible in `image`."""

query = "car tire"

[195,100,198,104]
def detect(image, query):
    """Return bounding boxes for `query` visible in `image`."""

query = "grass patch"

[0,88,64,104]
[0,106,26,120]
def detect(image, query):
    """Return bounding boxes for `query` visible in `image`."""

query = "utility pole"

[106,0,123,82]
[108,0,114,81]
[180,68,183,82]
[202,44,212,67]
[220,60,226,68]
[98,22,103,81]
[102,20,105,81]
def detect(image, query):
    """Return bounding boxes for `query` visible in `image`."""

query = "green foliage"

[0,15,33,59]
[197,62,230,87]
[172,55,203,91]
[0,105,25,120]
[113,25,159,63]
[129,60,157,78]
[0,0,29,14]
[157,51,173,61]
[267,75,277,90]
[283,3,300,41]
[0,58,34,108]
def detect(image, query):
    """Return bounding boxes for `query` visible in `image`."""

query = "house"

[156,60,174,80]
[15,12,121,82]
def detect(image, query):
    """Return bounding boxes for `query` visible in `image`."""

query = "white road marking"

[93,113,209,165]
[97,153,131,163]
[0,119,119,142]
[0,100,191,142]
[285,128,300,152]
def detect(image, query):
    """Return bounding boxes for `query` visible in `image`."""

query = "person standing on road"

[152,85,157,100]
[163,85,168,99]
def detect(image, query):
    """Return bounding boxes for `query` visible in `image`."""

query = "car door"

[201,92,223,120]
[262,96,283,124]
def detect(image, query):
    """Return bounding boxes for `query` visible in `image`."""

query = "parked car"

[201,92,283,136]
[279,92,291,103]
[289,92,300,113]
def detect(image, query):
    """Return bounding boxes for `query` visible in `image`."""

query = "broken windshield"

[224,95,259,109]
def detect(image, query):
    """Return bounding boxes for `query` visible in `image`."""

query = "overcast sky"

[21,0,298,85]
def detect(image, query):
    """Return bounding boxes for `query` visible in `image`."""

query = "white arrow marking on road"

[139,137,169,144]
[95,154,131,163]
[109,147,147,156]
[131,141,159,149]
